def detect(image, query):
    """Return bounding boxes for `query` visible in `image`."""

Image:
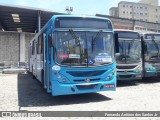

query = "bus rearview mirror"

[114,33,119,53]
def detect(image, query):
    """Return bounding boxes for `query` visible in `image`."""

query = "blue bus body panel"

[142,33,160,78]
[144,70,157,77]
[52,78,116,96]
[144,62,160,77]
[30,15,116,96]
[51,62,116,96]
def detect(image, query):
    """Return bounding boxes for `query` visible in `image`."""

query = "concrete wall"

[0,31,35,67]
[96,14,160,33]
[134,20,160,33]
[25,34,35,62]
[110,17,134,30]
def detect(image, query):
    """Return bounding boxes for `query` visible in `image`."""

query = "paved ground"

[0,73,160,120]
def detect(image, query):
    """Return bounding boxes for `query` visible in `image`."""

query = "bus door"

[45,30,52,93]
[28,46,32,72]
[43,33,47,89]
[35,38,38,77]
[32,40,36,76]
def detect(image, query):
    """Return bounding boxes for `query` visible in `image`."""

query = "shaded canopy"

[0,4,64,33]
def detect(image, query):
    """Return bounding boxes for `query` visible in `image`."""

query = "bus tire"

[42,69,44,85]
[32,75,36,79]
[32,66,36,79]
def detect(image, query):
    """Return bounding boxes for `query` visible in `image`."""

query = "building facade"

[110,0,160,23]
[139,0,158,6]
[109,7,118,17]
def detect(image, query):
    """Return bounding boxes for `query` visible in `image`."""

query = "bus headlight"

[107,76,111,80]
[62,78,67,82]
[53,72,70,83]
[144,68,149,71]
[135,66,142,72]
[57,75,61,79]
[58,77,70,83]
[145,67,156,71]
[105,70,115,80]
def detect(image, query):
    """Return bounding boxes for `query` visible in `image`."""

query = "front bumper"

[117,72,142,80]
[144,70,160,78]
[51,77,116,96]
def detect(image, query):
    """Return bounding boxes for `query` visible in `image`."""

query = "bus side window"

[52,33,55,47]
[48,34,52,48]
[41,34,44,54]
[36,40,38,54]
[48,33,52,62]
[43,33,46,53]
[114,33,119,53]
[32,41,35,55]
[38,36,42,54]
[144,43,148,53]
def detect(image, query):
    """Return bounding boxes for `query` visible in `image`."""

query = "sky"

[0,0,157,15]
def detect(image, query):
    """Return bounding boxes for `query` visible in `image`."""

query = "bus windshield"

[54,31,114,67]
[144,40,160,61]
[116,39,141,64]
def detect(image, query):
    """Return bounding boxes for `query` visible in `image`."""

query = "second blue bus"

[142,33,160,78]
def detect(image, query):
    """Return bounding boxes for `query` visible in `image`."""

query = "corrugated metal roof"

[0,4,64,33]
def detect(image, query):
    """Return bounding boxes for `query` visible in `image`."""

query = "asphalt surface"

[0,73,160,120]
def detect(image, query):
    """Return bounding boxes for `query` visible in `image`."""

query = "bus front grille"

[117,65,137,69]
[119,75,133,78]
[157,72,160,76]
[76,84,98,90]
[152,65,160,68]
[73,78,100,83]
[67,70,106,77]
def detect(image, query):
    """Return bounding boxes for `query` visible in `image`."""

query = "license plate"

[106,84,115,88]
[136,75,142,78]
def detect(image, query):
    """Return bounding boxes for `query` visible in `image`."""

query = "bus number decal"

[95,55,112,63]
[52,65,61,71]
[59,54,69,58]
[69,54,80,58]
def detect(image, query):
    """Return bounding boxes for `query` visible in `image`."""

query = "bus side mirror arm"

[114,33,119,53]
[49,34,53,48]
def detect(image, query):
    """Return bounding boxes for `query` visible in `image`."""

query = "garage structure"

[0,4,64,33]
[0,4,64,67]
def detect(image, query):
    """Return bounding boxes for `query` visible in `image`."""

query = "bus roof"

[30,15,113,44]
[143,33,160,35]
[114,29,138,33]
[51,15,111,21]
[114,29,140,39]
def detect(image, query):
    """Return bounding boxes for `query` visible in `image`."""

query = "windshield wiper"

[127,39,135,54]
[69,29,81,46]
[91,30,103,52]
[69,29,82,52]
[115,40,125,63]
[69,29,82,64]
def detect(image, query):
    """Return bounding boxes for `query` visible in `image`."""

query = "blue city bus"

[29,15,116,96]
[114,30,143,80]
[142,33,160,78]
